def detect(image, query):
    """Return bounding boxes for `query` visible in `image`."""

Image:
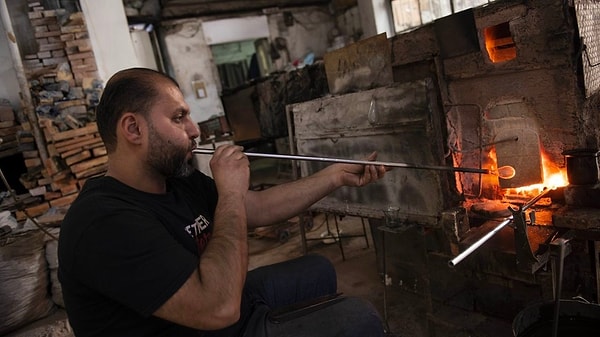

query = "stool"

[299,211,370,261]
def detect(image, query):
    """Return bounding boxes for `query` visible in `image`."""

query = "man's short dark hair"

[95,68,179,152]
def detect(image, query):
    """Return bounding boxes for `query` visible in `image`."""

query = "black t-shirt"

[58,171,219,337]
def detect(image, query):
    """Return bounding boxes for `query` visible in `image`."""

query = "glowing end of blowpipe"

[496,166,516,180]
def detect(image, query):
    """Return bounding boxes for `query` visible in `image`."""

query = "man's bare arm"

[245,152,387,227]
[154,145,250,330]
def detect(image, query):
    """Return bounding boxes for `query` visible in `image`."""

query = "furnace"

[288,0,600,335]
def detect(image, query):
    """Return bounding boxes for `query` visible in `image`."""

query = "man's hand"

[335,152,389,187]
[210,145,250,194]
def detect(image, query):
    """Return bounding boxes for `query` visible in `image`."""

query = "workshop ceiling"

[158,0,332,19]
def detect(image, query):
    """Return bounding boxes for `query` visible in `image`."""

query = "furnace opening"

[484,22,516,63]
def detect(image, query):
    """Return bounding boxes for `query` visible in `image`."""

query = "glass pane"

[419,0,452,24]
[453,0,488,12]
[391,0,422,32]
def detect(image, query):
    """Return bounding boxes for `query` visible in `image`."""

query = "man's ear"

[120,113,142,144]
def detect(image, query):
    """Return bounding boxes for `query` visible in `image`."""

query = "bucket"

[512,300,600,337]
[562,148,599,185]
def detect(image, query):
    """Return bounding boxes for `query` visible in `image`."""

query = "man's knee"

[295,254,337,292]
[300,254,335,277]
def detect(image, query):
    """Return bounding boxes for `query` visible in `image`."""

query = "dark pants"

[205,254,385,337]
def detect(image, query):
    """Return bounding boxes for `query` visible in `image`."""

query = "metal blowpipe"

[192,148,516,179]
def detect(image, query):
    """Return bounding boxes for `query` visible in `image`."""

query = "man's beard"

[147,123,194,177]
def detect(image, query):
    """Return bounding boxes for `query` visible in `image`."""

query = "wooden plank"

[64,149,92,166]
[0,105,15,121]
[44,190,62,200]
[60,147,84,158]
[22,150,40,158]
[52,170,72,181]
[0,120,15,128]
[50,176,77,191]
[70,155,107,174]
[0,139,18,151]
[25,157,42,168]
[15,201,50,220]
[54,133,95,148]
[38,177,53,185]
[161,0,330,19]
[74,163,107,179]
[77,178,88,189]
[47,144,58,157]
[84,142,105,150]
[0,147,20,158]
[0,125,22,136]
[0,134,17,143]
[54,98,86,110]
[56,137,103,154]
[323,33,393,95]
[43,156,63,176]
[91,146,107,157]
[51,122,97,142]
[60,183,79,196]
[49,193,78,207]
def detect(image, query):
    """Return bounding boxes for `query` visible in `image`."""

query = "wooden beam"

[161,0,330,18]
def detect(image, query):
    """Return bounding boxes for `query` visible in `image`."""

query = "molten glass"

[496,165,516,180]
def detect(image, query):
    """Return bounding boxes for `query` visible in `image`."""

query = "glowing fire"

[484,23,517,63]
[506,154,568,195]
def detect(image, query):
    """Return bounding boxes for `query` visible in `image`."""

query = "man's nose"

[186,118,200,139]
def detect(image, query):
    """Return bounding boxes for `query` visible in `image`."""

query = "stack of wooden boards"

[0,100,26,159]
[6,2,105,223]
[14,124,107,222]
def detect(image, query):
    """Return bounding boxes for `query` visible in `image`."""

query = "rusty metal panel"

[290,80,449,225]
[323,33,393,95]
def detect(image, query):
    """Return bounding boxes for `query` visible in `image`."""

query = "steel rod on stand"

[448,188,553,267]
[448,217,513,267]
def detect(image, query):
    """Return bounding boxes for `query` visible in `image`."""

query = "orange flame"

[507,154,568,195]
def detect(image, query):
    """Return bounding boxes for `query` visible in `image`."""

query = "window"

[391,0,496,33]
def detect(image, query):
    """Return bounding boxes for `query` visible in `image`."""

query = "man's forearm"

[195,194,248,324]
[203,194,249,293]
[246,167,340,227]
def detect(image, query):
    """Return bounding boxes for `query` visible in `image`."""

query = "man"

[58,67,387,336]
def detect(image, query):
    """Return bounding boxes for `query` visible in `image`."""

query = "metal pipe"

[448,188,553,267]
[448,217,513,267]
[552,238,567,337]
[192,148,515,178]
